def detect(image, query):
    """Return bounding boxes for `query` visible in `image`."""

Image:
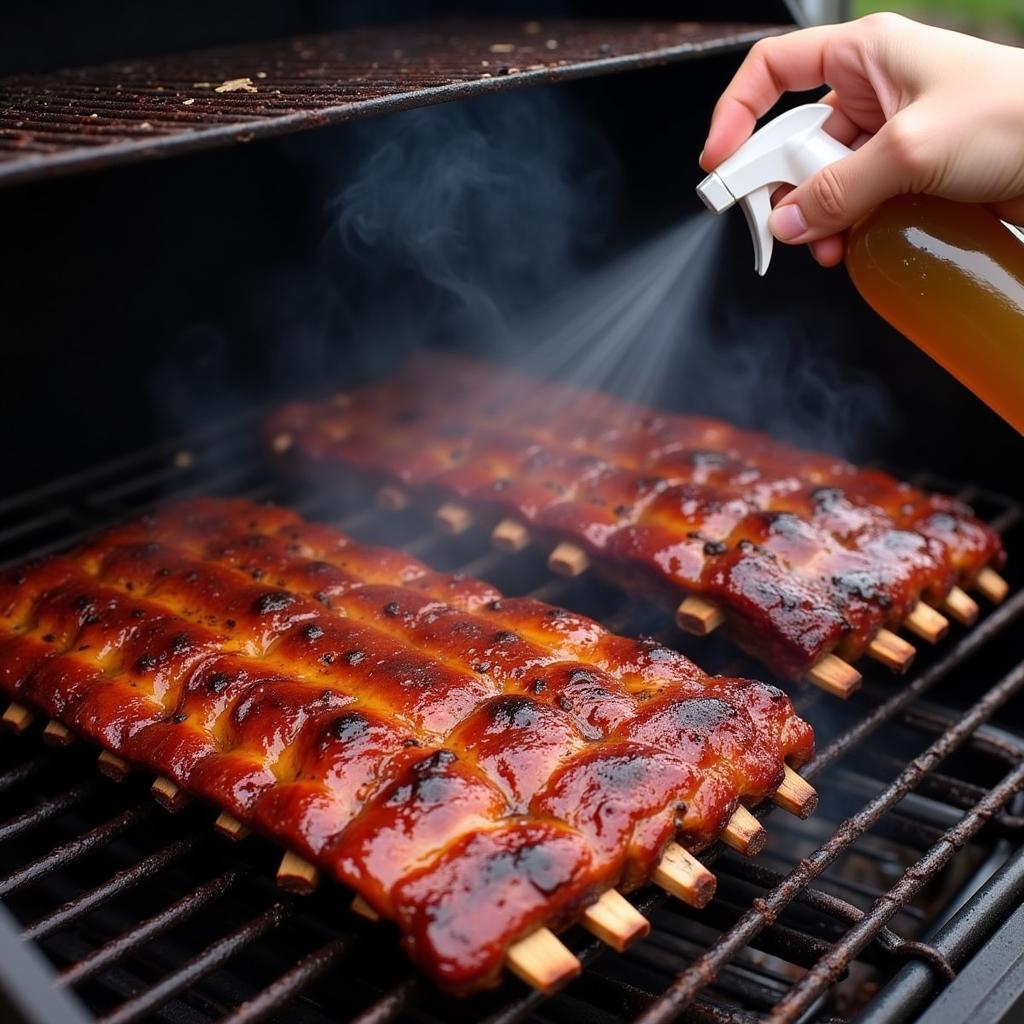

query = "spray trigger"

[739,186,775,276]
[695,103,854,275]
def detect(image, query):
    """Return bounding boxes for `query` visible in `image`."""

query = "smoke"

[309,90,620,378]
[156,85,893,463]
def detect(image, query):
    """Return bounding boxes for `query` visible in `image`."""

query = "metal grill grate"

[1,410,1024,1024]
[0,19,787,188]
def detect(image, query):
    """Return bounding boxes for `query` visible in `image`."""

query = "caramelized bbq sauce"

[0,498,812,992]
[271,355,1003,679]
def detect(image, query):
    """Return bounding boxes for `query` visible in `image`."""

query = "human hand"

[699,14,1024,266]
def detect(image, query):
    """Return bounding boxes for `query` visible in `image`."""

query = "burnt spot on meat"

[184,570,200,584]
[766,513,806,539]
[225,619,236,629]
[689,450,728,469]
[169,633,193,655]
[487,696,542,730]
[325,711,370,744]
[532,679,546,694]
[207,672,230,694]
[812,487,845,512]
[412,749,458,775]
[302,624,325,641]
[254,592,296,615]
[42,633,55,643]
[703,540,728,556]
[251,569,265,581]
[305,561,333,575]
[925,512,959,533]
[831,572,892,608]
[383,601,401,617]
[492,630,518,644]
[486,599,503,612]
[135,655,157,673]
[156,567,171,578]
[344,649,366,666]
[320,653,335,666]
[403,737,421,747]
[74,595,93,611]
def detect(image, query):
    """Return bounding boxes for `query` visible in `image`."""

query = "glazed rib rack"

[0,415,1022,1024]
[0,497,816,993]
[268,355,1008,697]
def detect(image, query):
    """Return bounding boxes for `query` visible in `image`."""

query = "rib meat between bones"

[269,354,1005,680]
[0,498,813,991]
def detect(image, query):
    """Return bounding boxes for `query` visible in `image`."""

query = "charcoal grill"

[1,410,1023,1024]
[4,3,1024,1022]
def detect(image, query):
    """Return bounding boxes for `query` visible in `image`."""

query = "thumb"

[768,123,917,244]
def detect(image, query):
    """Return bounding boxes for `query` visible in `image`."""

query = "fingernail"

[698,147,706,165]
[768,204,807,242]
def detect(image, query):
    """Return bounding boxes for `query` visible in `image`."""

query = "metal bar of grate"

[24,832,205,941]
[59,867,244,988]
[97,899,291,1024]
[219,936,354,1024]
[0,19,787,188]
[0,803,151,898]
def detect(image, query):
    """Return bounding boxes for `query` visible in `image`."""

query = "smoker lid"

[0,19,789,189]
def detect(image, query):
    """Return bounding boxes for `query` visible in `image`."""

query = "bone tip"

[151,776,188,812]
[548,542,589,577]
[976,567,1009,604]
[97,750,131,781]
[276,851,320,894]
[805,654,862,698]
[435,502,473,536]
[213,811,250,841]
[905,601,949,645]
[505,928,581,994]
[42,719,74,746]
[943,586,979,627]
[581,889,650,952]
[376,486,409,512]
[2,701,35,734]
[492,518,530,553]
[674,596,725,636]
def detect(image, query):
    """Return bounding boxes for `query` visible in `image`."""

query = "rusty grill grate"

[2,407,1024,1023]
[0,19,788,188]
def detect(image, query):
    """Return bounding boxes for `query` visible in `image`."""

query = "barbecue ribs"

[0,498,813,991]
[269,354,1005,682]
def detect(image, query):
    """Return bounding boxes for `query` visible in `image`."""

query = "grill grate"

[1,410,1023,1024]
[0,19,787,188]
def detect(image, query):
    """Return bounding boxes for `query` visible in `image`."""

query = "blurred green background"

[852,0,1024,41]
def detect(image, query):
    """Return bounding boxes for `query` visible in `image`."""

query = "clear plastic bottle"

[696,104,1024,435]
[845,195,1024,434]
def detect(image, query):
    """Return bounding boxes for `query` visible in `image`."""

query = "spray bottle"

[696,103,1024,435]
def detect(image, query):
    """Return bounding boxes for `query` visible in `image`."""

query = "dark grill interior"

[0,19,784,187]
[2,414,1023,1023]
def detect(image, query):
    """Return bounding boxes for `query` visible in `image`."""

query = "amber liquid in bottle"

[845,194,1024,434]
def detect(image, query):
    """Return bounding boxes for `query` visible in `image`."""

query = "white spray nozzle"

[695,103,854,275]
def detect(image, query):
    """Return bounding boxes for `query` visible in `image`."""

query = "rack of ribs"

[0,498,814,993]
[268,353,1007,695]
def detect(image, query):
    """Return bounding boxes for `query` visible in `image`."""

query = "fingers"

[701,26,843,169]
[809,235,847,267]
[768,120,919,242]
[818,91,864,148]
